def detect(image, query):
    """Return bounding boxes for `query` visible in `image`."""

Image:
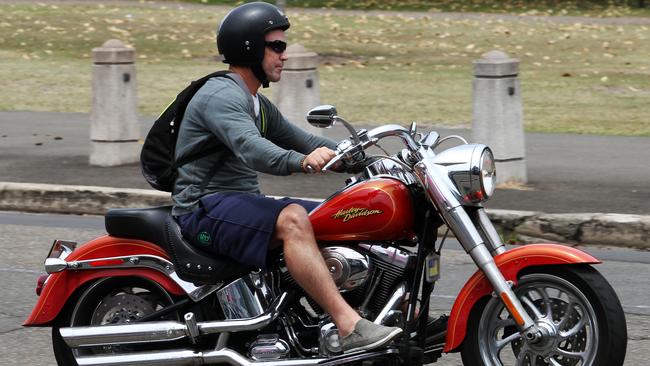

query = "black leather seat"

[105,206,250,284]
[105,206,172,247]
[163,215,251,284]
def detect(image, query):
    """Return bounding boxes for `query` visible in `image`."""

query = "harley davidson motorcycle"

[25,105,627,366]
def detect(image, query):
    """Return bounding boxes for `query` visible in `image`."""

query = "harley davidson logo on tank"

[331,207,383,222]
[309,178,415,242]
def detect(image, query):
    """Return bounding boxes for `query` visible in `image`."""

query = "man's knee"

[276,204,311,238]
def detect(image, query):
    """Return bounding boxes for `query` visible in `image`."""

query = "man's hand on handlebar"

[302,147,338,173]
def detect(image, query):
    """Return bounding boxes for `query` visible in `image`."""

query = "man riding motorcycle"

[171,1,402,353]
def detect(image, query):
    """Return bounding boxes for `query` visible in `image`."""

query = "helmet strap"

[252,64,270,88]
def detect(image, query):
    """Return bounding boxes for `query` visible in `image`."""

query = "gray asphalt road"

[0,211,648,365]
[1,111,649,215]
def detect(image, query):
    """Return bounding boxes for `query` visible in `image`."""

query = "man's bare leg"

[275,204,360,336]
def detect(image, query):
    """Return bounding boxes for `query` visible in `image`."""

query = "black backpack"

[140,71,232,192]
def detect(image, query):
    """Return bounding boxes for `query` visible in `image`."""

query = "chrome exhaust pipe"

[76,348,326,366]
[62,292,289,348]
[75,347,398,366]
[62,321,188,348]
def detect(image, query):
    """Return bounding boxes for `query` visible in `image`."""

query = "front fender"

[23,236,185,326]
[443,243,600,353]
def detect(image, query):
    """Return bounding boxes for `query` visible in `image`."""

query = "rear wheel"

[461,265,627,366]
[52,276,179,366]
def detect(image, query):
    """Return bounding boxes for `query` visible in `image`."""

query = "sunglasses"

[265,40,287,54]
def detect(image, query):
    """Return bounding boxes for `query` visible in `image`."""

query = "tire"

[461,265,627,366]
[52,276,178,366]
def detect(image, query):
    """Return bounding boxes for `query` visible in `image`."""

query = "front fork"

[445,206,536,332]
[414,160,542,341]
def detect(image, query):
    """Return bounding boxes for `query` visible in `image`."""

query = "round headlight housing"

[433,144,496,205]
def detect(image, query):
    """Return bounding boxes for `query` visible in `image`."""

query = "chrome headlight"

[433,144,496,205]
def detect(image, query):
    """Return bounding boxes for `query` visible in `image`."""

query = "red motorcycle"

[25,105,627,366]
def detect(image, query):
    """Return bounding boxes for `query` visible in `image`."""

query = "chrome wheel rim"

[70,278,176,356]
[478,273,599,366]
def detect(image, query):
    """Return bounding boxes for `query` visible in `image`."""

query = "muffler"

[61,292,289,348]
[75,347,326,366]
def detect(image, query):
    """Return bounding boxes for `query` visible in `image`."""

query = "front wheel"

[461,265,627,366]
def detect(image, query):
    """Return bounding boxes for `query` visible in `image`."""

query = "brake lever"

[322,153,345,172]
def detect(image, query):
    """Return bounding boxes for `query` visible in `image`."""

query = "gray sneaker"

[341,319,403,353]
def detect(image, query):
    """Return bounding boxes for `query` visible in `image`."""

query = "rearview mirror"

[306,105,338,128]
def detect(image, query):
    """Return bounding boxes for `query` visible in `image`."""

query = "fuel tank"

[309,178,415,242]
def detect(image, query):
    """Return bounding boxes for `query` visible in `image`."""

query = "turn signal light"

[35,274,49,296]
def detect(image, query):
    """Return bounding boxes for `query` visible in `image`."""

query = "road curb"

[487,209,649,249]
[1,182,648,249]
[0,182,170,215]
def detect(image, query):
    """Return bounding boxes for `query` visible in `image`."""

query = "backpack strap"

[260,105,267,137]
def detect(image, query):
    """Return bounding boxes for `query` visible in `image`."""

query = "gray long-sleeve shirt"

[172,75,336,215]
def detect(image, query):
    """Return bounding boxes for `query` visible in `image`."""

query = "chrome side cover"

[217,273,274,319]
[321,247,370,292]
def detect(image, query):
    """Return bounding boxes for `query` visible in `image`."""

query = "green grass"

[0,2,649,136]
[180,0,650,16]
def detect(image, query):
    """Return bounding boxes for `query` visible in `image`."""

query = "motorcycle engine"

[285,244,413,319]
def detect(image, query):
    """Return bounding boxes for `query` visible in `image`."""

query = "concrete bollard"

[472,50,527,184]
[273,44,321,135]
[90,39,140,166]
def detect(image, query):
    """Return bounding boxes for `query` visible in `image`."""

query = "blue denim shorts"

[177,192,319,269]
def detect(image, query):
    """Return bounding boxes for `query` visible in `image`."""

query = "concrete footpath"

[0,111,648,248]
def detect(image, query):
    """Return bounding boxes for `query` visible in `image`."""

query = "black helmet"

[217,2,290,66]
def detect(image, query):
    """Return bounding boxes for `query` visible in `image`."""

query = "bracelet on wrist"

[300,156,307,172]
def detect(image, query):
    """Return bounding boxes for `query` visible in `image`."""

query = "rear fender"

[443,243,600,353]
[23,236,185,326]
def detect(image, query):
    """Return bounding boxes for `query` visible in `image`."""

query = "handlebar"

[322,124,423,172]
[366,124,420,152]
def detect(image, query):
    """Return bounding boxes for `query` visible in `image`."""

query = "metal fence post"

[90,39,140,166]
[472,50,527,184]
